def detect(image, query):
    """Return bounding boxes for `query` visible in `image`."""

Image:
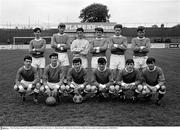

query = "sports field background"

[0,48,180,126]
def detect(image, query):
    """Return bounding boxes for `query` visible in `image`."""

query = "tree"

[79,3,110,22]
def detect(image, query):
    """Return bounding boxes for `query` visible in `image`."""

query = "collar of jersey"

[34,37,42,41]
[147,66,156,72]
[23,66,31,70]
[57,33,65,36]
[137,37,145,40]
[50,62,59,69]
[98,66,107,72]
[125,67,134,73]
[113,35,122,37]
[74,67,82,73]
[96,38,103,40]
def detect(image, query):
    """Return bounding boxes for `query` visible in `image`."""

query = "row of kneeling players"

[14,54,166,106]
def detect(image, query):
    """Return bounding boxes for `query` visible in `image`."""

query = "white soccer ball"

[73,94,83,104]
[46,96,56,106]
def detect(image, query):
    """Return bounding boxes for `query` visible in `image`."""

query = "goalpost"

[13,36,52,45]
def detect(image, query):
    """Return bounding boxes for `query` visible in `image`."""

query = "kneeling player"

[67,58,89,103]
[41,53,65,102]
[140,57,166,105]
[92,57,114,101]
[116,59,141,101]
[14,55,40,104]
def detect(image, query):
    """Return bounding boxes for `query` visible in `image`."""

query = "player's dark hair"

[95,27,104,33]
[137,26,145,32]
[76,27,84,32]
[114,24,123,29]
[72,57,82,64]
[24,55,32,61]
[98,57,107,65]
[58,23,66,28]
[126,59,134,65]
[33,27,41,32]
[49,53,58,59]
[146,57,156,64]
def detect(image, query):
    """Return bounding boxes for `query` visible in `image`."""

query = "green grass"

[0,48,180,126]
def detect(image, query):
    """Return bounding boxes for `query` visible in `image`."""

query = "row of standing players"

[14,24,166,105]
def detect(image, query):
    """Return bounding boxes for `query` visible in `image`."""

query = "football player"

[116,59,142,102]
[140,57,166,105]
[29,27,46,83]
[41,53,65,102]
[89,27,108,70]
[51,23,71,83]
[14,55,40,104]
[92,57,114,101]
[131,26,151,71]
[67,57,89,103]
[71,28,90,69]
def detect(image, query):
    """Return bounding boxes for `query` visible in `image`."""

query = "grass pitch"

[0,48,180,126]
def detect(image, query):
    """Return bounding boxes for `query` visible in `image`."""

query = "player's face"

[137,30,145,38]
[50,56,58,65]
[77,31,84,39]
[96,31,103,38]
[58,27,65,34]
[24,59,32,68]
[147,62,155,70]
[126,63,134,71]
[73,62,81,71]
[34,30,41,38]
[98,63,106,71]
[114,28,122,36]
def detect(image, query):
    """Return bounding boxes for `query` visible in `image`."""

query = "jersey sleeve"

[67,68,73,85]
[158,67,165,86]
[43,66,49,83]
[131,38,140,52]
[15,68,23,84]
[141,38,151,53]
[36,39,46,52]
[51,34,57,49]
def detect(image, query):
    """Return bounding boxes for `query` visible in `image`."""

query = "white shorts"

[32,57,45,69]
[133,56,148,69]
[58,52,70,66]
[20,80,39,93]
[91,56,106,69]
[46,82,60,90]
[109,54,125,70]
[72,56,88,69]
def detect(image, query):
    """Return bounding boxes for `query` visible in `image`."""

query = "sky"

[0,0,180,28]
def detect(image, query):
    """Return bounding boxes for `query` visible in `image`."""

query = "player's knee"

[136,84,143,93]
[60,84,66,92]
[14,84,19,91]
[84,84,91,93]
[36,83,41,89]
[109,85,115,93]
[40,86,45,92]
[142,85,150,95]
[159,85,166,94]
[18,85,25,93]
[91,85,97,93]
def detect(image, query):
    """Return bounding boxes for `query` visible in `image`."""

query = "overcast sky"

[0,0,180,27]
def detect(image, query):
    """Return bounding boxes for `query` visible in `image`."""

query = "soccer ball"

[73,94,83,104]
[45,96,56,106]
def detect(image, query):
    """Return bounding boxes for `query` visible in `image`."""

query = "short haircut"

[98,57,107,65]
[137,26,145,32]
[58,23,66,28]
[146,57,156,64]
[95,27,104,33]
[24,55,32,61]
[114,24,123,29]
[72,57,82,64]
[76,27,84,32]
[126,59,134,65]
[33,27,41,32]
[49,53,58,59]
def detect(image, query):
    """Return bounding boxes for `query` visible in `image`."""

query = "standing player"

[51,23,71,82]
[71,28,89,69]
[116,59,142,101]
[131,26,151,71]
[89,27,108,70]
[140,57,166,105]
[29,27,46,83]
[92,57,114,101]
[67,58,89,103]
[109,24,128,82]
[41,53,65,101]
[14,55,40,104]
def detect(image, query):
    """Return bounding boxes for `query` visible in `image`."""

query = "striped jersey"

[109,35,128,55]
[89,38,108,57]
[131,37,151,57]
[142,66,165,86]
[29,38,46,58]
[43,63,64,83]
[51,33,71,53]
